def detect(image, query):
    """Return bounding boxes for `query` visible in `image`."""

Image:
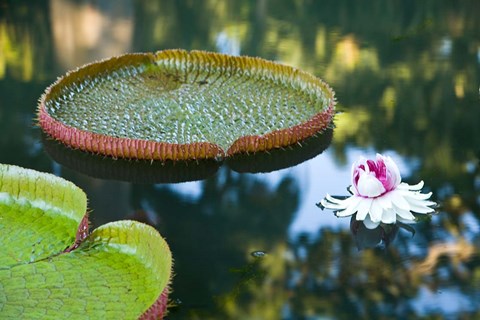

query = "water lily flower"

[320,154,436,229]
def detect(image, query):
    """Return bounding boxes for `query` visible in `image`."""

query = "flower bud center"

[356,171,386,198]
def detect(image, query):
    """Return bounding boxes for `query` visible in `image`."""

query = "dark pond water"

[1,0,480,319]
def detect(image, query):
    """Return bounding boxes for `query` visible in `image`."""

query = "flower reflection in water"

[350,215,416,250]
[320,153,436,229]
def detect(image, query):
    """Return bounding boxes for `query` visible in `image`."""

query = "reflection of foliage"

[292,231,418,319]
[131,0,480,187]
[289,228,480,319]
[126,3,480,317]
[134,167,299,319]
[3,0,478,182]
[0,0,53,81]
[209,225,480,319]
[0,0,53,171]
[2,0,480,318]
[134,166,480,319]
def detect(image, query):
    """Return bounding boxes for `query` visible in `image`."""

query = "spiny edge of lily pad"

[139,285,171,320]
[38,49,336,161]
[38,107,225,161]
[62,214,172,319]
[226,98,335,156]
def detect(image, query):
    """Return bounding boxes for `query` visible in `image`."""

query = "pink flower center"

[353,156,400,198]
[367,159,394,192]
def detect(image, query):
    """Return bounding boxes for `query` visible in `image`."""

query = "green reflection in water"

[0,0,479,319]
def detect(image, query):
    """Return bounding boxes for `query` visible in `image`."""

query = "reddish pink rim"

[38,50,336,161]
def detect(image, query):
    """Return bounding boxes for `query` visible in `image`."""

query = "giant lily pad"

[38,50,335,161]
[0,164,172,319]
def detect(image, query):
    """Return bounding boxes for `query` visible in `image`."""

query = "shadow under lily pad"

[228,127,333,173]
[43,127,332,183]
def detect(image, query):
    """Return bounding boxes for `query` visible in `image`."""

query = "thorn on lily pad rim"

[38,49,336,161]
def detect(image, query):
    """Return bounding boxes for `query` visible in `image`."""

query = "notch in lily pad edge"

[38,49,335,161]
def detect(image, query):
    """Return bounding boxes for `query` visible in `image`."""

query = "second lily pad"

[0,164,172,319]
[38,50,335,161]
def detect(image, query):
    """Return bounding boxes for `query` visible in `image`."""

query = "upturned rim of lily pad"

[38,49,335,161]
[0,163,172,319]
[42,128,332,183]
[42,133,221,184]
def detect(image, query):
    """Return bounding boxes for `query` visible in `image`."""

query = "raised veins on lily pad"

[38,49,335,161]
[0,164,172,319]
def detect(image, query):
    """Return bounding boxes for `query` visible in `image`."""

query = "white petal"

[369,200,384,223]
[320,199,331,209]
[401,191,432,201]
[389,190,410,211]
[395,183,437,215]
[336,196,363,217]
[356,197,373,220]
[407,201,435,214]
[376,193,393,209]
[397,216,416,224]
[382,154,402,187]
[320,201,344,211]
[357,172,386,197]
[356,198,373,220]
[381,208,396,224]
[409,181,425,190]
[320,194,353,210]
[395,208,416,221]
[398,181,424,191]
[363,215,380,229]
[351,158,367,186]
[403,194,436,214]
[325,194,348,205]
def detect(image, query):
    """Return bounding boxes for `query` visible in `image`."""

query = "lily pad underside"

[0,164,172,319]
[38,49,335,161]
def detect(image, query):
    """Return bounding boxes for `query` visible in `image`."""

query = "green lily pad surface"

[0,164,172,319]
[38,50,335,161]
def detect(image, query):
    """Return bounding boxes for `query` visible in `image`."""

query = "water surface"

[1,1,479,319]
